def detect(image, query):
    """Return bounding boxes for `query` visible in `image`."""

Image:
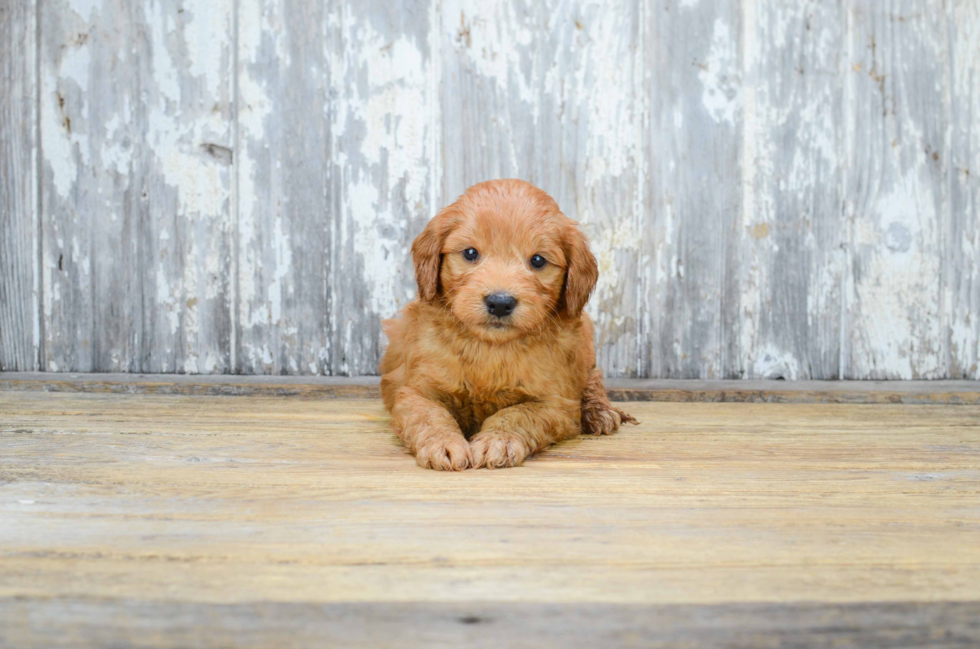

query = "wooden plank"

[605,378,980,405]
[237,0,438,376]
[0,371,383,398]
[37,0,132,372]
[740,0,845,379]
[947,3,980,379]
[842,1,948,379]
[39,0,234,373]
[327,0,439,375]
[235,0,333,374]
[0,0,38,371]
[640,0,742,379]
[439,0,644,376]
[3,373,980,404]
[1,394,979,615]
[139,0,235,373]
[3,599,979,649]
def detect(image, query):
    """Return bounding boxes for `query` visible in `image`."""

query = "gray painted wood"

[238,0,436,376]
[236,0,334,374]
[0,0,38,371]
[326,0,438,376]
[137,0,235,374]
[842,0,948,379]
[947,2,980,379]
[4,599,980,649]
[739,0,846,380]
[40,0,139,372]
[641,0,742,378]
[40,0,233,373]
[5,372,980,405]
[2,0,978,378]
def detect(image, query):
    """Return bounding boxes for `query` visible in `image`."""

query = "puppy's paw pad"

[470,432,531,469]
[416,437,471,471]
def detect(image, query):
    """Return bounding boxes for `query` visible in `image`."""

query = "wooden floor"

[2,388,980,647]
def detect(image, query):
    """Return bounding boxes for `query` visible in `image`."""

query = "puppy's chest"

[459,345,547,391]
[442,346,550,427]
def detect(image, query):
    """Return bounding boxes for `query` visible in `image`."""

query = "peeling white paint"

[444,0,539,114]
[17,0,976,379]
[157,270,180,337]
[41,25,94,201]
[850,173,942,379]
[699,18,740,125]
[752,343,801,380]
[267,217,292,326]
[149,2,181,104]
[589,219,639,315]
[184,2,234,96]
[238,0,283,334]
[67,0,98,19]
[41,71,77,199]
[739,0,760,373]
[336,19,433,320]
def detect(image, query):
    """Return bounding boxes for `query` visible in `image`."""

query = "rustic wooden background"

[1,0,978,379]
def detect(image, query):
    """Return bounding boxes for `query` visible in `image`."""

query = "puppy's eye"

[529,254,547,269]
[462,248,480,261]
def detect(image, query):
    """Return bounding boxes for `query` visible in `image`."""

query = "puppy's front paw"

[582,406,620,436]
[470,430,532,469]
[415,435,471,471]
[582,405,638,436]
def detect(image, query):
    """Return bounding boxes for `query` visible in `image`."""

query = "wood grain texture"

[238,0,438,376]
[327,0,439,376]
[3,600,980,649]
[842,1,947,379]
[740,0,845,379]
[4,372,980,404]
[0,0,38,371]
[236,0,334,374]
[947,2,980,379]
[3,0,980,378]
[40,0,234,373]
[39,0,140,372]
[1,393,979,646]
[641,0,742,379]
[139,0,235,374]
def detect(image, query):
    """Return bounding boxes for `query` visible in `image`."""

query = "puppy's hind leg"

[581,368,638,436]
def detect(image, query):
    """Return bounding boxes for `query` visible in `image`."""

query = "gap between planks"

[0,372,979,404]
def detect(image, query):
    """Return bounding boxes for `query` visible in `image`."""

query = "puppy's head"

[412,179,598,342]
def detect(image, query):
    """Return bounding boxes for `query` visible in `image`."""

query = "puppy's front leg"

[391,387,471,471]
[470,399,579,469]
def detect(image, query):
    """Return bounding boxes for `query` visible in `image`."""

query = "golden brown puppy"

[380,179,636,470]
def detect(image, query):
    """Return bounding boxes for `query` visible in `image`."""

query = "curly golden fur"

[380,179,637,470]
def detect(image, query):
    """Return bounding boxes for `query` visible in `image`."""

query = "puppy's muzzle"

[484,292,517,318]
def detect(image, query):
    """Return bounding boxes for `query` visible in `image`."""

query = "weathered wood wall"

[1,0,978,379]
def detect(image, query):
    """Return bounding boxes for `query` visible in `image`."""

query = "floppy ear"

[561,221,599,318]
[411,208,458,302]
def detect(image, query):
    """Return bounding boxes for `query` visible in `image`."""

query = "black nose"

[485,292,517,318]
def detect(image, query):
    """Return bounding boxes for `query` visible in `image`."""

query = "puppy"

[380,179,637,470]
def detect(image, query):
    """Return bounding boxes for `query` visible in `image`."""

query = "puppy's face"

[412,180,598,343]
[440,211,567,342]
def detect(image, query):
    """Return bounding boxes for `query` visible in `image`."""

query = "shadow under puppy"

[381,179,637,470]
